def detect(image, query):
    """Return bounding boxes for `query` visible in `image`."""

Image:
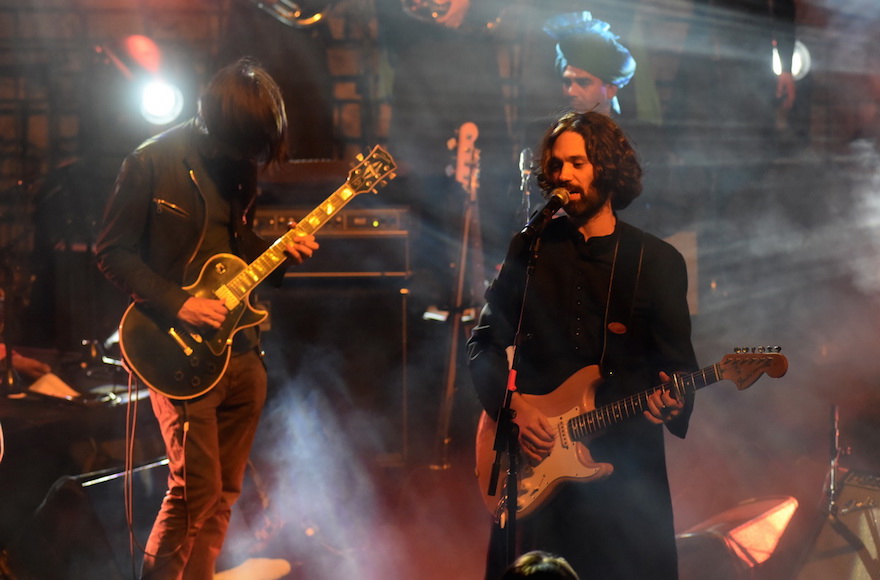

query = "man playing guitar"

[96,58,318,579]
[468,111,696,580]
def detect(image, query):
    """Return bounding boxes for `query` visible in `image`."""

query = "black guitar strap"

[599,221,645,378]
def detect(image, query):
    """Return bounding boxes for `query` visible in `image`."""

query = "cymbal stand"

[828,404,841,515]
[787,404,880,579]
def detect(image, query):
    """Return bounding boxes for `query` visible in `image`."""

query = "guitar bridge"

[168,327,194,356]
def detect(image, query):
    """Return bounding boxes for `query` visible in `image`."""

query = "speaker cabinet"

[797,471,880,580]
[253,206,411,464]
[257,277,410,464]
[3,460,167,580]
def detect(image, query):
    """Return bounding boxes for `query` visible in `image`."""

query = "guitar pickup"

[214,284,240,311]
[558,412,574,449]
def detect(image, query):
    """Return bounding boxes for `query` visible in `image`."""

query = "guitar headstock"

[719,347,788,391]
[452,121,480,196]
[348,145,397,196]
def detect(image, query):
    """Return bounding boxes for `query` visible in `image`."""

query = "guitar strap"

[599,221,644,379]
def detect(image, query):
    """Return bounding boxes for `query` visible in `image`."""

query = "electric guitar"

[433,122,484,468]
[475,349,789,521]
[118,146,397,400]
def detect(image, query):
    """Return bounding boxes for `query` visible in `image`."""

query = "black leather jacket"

[96,119,279,323]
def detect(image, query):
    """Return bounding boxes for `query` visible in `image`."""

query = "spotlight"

[773,39,811,81]
[95,35,191,127]
[139,80,185,126]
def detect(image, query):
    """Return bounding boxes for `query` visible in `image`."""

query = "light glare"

[140,80,184,125]
[773,40,811,81]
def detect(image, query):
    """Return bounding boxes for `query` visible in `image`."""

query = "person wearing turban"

[544,12,636,116]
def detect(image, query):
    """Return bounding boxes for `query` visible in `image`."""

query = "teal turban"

[544,11,636,89]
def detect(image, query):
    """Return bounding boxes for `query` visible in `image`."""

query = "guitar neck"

[568,363,722,439]
[222,184,358,300]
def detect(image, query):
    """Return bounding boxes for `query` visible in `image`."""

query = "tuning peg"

[356,153,365,163]
[733,345,783,354]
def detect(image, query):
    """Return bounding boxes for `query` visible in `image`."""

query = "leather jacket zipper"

[153,198,190,217]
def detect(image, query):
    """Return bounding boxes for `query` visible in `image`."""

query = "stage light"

[139,80,185,126]
[677,495,799,578]
[774,40,811,81]
[95,35,191,127]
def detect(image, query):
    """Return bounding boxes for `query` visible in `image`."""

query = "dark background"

[1,0,880,578]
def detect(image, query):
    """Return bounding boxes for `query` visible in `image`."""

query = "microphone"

[518,148,532,177]
[519,188,570,242]
[518,148,532,219]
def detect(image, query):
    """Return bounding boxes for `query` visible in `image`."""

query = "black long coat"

[468,217,698,580]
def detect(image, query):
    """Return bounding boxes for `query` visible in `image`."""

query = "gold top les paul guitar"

[119,145,397,400]
[475,349,789,521]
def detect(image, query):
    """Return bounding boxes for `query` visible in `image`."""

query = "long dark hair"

[534,111,642,210]
[198,57,288,167]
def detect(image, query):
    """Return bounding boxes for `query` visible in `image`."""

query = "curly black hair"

[534,111,642,210]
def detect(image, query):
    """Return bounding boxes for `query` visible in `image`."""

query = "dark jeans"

[141,350,267,580]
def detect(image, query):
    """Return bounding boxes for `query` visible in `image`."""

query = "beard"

[563,187,610,223]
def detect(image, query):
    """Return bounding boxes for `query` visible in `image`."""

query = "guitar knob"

[215,262,227,275]
[189,357,200,367]
[191,376,201,387]
[174,371,184,381]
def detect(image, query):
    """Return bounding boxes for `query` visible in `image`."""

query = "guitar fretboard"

[222,185,357,301]
[568,363,722,440]
[211,145,395,306]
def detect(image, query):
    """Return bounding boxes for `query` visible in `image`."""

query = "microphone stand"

[487,234,544,566]
[828,404,841,515]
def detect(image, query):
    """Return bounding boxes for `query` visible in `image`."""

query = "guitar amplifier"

[253,206,410,278]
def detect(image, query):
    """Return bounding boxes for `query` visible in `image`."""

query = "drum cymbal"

[88,383,151,406]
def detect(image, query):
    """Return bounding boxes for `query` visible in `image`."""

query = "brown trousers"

[141,350,267,580]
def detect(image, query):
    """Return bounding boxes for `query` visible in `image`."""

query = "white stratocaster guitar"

[475,349,788,521]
